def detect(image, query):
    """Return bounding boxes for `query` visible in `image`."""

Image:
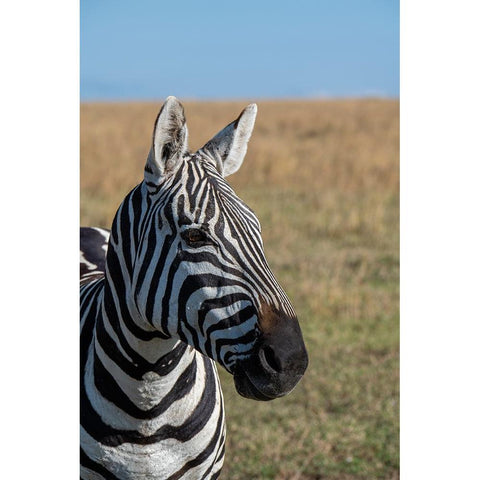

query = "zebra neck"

[100,277,179,366]
[104,183,175,339]
[90,325,197,413]
[91,288,202,409]
[86,293,222,433]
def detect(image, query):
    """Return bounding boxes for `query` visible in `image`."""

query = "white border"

[1,1,79,478]
[401,1,480,478]
[4,1,480,478]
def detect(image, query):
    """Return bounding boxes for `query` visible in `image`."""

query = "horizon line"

[80,94,399,104]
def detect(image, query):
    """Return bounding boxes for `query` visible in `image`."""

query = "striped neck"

[105,183,170,320]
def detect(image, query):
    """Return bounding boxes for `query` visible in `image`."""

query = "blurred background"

[81,1,399,478]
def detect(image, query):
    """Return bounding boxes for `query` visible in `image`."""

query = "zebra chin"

[232,360,307,401]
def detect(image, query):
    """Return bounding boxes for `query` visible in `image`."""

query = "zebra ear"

[145,96,188,187]
[201,104,257,177]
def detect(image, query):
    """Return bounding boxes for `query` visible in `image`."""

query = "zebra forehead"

[173,160,260,228]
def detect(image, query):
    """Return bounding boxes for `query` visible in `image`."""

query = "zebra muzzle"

[232,312,308,401]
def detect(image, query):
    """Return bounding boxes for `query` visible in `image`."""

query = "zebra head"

[128,96,308,401]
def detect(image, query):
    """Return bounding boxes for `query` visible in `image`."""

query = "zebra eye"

[181,228,210,247]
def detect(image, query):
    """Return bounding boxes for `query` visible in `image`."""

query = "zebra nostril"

[261,345,283,373]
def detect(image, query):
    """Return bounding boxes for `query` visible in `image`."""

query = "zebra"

[80,96,309,479]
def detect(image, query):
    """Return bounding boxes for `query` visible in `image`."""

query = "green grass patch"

[218,185,399,479]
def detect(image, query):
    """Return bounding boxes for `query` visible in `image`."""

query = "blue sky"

[80,0,399,100]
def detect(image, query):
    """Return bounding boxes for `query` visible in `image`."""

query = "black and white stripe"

[80,97,308,479]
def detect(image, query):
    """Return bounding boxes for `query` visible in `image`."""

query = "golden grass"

[81,100,398,226]
[81,99,399,479]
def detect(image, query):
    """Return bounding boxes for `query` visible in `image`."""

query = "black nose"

[233,310,308,401]
[258,320,309,377]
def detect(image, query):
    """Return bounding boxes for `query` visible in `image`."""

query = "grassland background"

[81,99,399,479]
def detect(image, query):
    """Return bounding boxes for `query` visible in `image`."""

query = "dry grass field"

[81,99,399,479]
